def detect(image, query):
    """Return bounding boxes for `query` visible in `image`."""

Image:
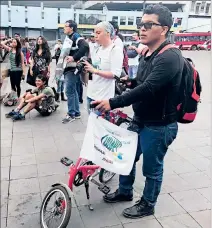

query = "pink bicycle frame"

[68,157,100,191]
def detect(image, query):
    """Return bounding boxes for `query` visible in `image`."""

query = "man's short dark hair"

[14,33,20,36]
[36,74,48,85]
[109,21,119,35]
[143,4,173,31]
[65,20,77,32]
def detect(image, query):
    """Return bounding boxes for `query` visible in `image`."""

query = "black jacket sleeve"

[109,50,182,109]
[72,39,89,61]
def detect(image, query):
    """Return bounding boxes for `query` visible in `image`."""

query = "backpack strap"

[141,47,149,56]
[157,44,176,55]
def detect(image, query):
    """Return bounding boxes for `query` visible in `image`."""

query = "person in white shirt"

[54,39,62,64]
[83,21,123,113]
[127,31,146,79]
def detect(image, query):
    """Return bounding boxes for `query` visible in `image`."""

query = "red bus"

[174,32,211,50]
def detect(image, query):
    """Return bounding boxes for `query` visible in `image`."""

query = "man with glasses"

[92,4,184,219]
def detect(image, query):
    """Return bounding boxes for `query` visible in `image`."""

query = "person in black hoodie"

[62,20,89,124]
[92,4,184,219]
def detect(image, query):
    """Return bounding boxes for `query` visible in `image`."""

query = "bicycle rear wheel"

[99,169,116,184]
[40,185,71,228]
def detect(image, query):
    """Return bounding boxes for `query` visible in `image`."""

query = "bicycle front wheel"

[40,186,72,228]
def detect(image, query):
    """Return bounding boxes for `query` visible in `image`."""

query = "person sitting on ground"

[5,74,58,121]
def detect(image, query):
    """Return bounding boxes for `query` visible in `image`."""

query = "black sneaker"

[103,189,133,203]
[75,113,81,119]
[5,110,18,118]
[12,113,25,121]
[62,114,75,124]
[122,197,154,219]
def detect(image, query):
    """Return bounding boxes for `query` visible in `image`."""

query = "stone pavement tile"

[164,158,198,174]
[185,137,211,148]
[1,180,9,198]
[172,147,203,160]
[162,174,192,193]
[197,187,211,201]
[34,136,57,154]
[193,145,211,157]
[1,139,12,148]
[12,131,33,140]
[7,213,40,228]
[11,153,36,166]
[12,139,35,155]
[10,164,38,180]
[1,197,8,218]
[158,213,201,228]
[1,147,12,157]
[1,167,10,181]
[8,193,41,217]
[123,219,162,228]
[179,171,211,189]
[190,210,211,228]
[9,178,40,195]
[37,162,66,177]
[1,217,6,228]
[38,174,69,192]
[1,156,10,167]
[102,226,123,228]
[68,121,87,134]
[35,151,62,164]
[1,130,12,140]
[66,207,85,228]
[171,189,211,212]
[184,157,211,171]
[13,124,32,133]
[72,132,85,141]
[79,203,121,228]
[112,199,154,224]
[164,150,184,162]
[169,139,188,150]
[154,194,186,218]
[32,128,53,138]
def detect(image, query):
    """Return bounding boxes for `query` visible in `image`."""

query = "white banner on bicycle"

[80,112,138,175]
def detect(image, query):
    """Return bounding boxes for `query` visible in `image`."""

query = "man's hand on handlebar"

[120,76,132,87]
[90,100,111,112]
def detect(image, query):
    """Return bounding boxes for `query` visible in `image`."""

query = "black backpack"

[142,44,202,124]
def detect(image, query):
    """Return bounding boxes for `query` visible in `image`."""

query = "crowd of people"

[2,4,189,219]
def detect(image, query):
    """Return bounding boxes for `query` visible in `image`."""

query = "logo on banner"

[101,135,123,160]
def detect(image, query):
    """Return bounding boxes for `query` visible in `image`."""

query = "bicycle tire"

[99,168,116,184]
[40,185,72,228]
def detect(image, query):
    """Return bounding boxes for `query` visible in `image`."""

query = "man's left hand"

[91,100,111,112]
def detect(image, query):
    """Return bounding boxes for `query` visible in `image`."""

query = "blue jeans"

[119,122,178,206]
[57,79,65,93]
[65,71,80,116]
[128,65,138,79]
[76,77,83,102]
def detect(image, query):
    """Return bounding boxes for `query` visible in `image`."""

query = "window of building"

[200,1,206,13]
[128,16,134,25]
[58,8,60,23]
[120,16,126,25]
[112,16,118,23]
[205,3,211,14]
[195,3,201,14]
[42,11,44,19]
[79,14,106,25]
[8,10,11,22]
[136,17,142,25]
[177,18,182,25]
[190,1,195,11]
[25,9,27,23]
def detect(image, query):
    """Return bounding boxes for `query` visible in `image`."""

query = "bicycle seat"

[60,157,74,166]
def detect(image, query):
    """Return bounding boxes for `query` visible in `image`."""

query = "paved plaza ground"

[1,51,211,228]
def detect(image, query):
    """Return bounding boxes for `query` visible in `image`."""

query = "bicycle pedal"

[60,157,74,166]
[98,185,111,194]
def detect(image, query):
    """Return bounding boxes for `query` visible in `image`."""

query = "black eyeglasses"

[137,22,162,30]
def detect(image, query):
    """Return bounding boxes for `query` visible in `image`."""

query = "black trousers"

[10,70,23,97]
